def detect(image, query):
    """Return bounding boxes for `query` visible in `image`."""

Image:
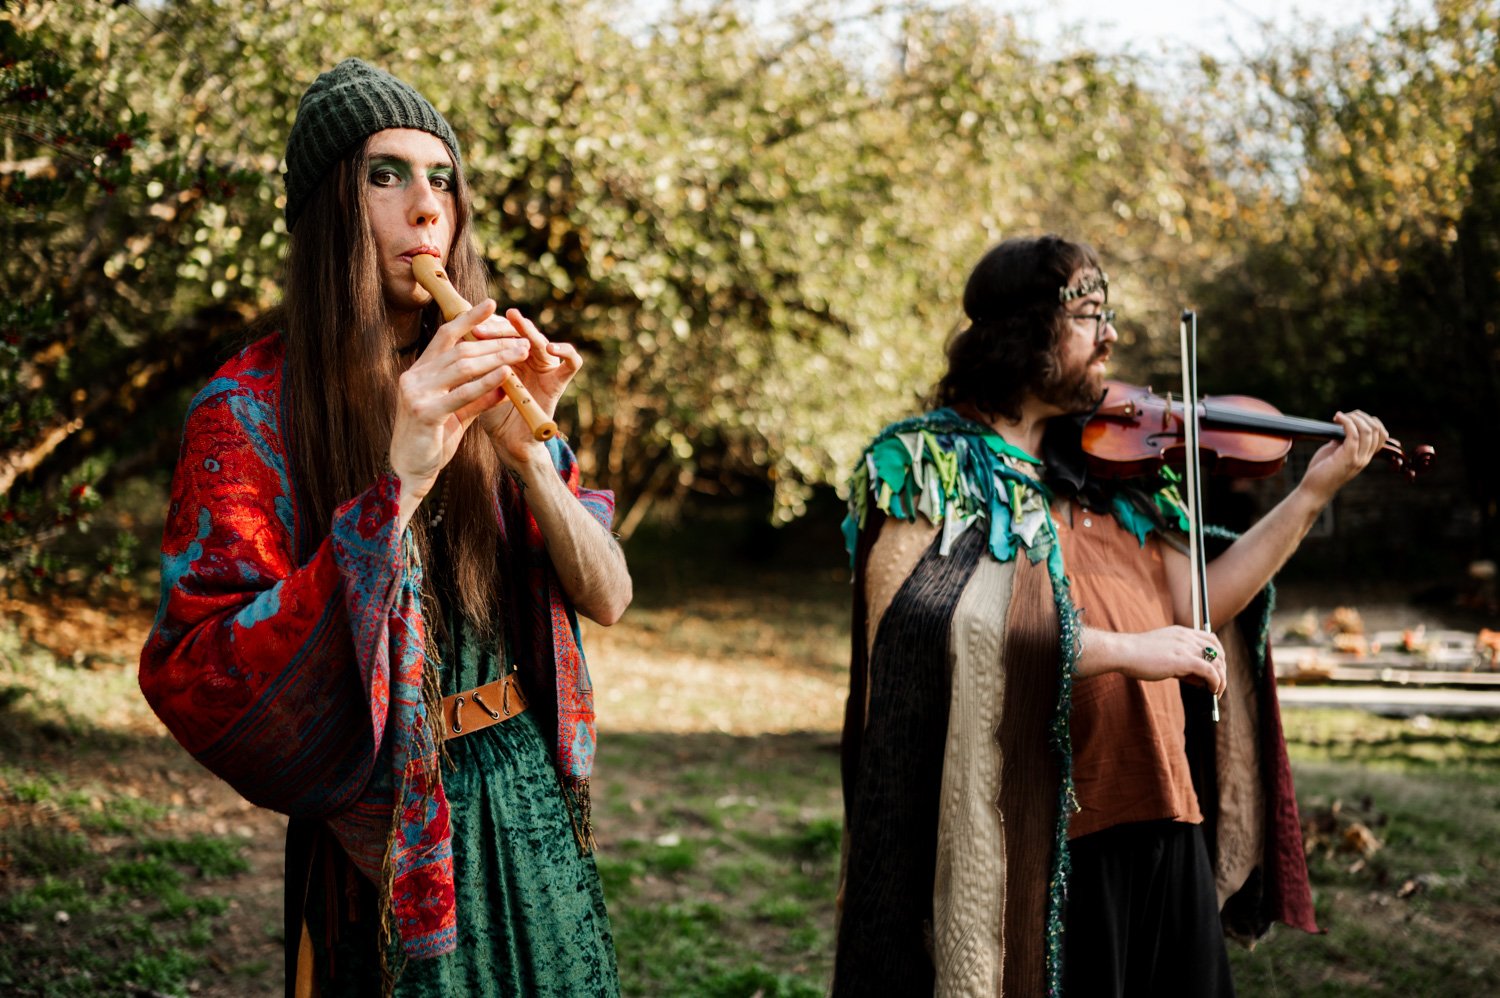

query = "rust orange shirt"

[1055,502,1202,840]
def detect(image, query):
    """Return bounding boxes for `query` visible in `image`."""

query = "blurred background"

[2,1,1498,995]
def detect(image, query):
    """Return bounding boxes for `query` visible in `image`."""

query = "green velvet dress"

[307,594,619,997]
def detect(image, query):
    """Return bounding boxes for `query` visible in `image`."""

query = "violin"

[1081,380,1435,482]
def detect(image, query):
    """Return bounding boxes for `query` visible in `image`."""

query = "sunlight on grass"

[588,640,848,734]
[583,566,851,735]
[0,622,158,741]
[3,536,1498,996]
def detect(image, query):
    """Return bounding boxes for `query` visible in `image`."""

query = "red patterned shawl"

[139,334,613,958]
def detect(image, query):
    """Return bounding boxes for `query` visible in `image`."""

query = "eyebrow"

[366,151,453,171]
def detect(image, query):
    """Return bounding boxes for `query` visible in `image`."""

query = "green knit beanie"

[283,58,461,229]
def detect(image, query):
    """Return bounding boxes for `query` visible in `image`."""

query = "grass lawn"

[593,712,1500,997]
[1228,710,1500,996]
[2,510,1497,996]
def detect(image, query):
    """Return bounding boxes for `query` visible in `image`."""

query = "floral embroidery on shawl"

[139,334,613,959]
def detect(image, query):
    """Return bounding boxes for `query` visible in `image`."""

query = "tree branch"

[0,417,84,497]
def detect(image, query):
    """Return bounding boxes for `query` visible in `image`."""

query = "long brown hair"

[274,137,503,632]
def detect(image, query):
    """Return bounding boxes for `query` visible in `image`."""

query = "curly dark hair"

[934,234,1102,421]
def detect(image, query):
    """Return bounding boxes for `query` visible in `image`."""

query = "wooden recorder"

[410,253,558,442]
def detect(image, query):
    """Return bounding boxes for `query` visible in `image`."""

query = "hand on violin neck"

[1181,407,1392,623]
[1296,409,1390,505]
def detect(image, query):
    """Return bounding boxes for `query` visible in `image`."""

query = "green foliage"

[600,730,842,995]
[1,0,1229,572]
[10,778,52,804]
[80,795,170,834]
[644,839,699,875]
[2,827,88,878]
[1233,752,1500,993]
[595,854,648,898]
[698,965,824,998]
[92,834,248,900]
[1190,0,1500,554]
[140,834,251,878]
[103,856,184,895]
[0,875,99,923]
[114,949,203,992]
[750,895,808,926]
[791,816,841,859]
[2,0,263,591]
[4,0,1493,570]
[0,809,254,994]
[155,890,228,920]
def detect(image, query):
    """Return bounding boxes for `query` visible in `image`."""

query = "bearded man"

[835,234,1387,997]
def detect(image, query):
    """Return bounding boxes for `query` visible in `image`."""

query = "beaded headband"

[1059,271,1109,303]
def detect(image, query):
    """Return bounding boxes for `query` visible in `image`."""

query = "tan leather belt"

[441,673,528,740]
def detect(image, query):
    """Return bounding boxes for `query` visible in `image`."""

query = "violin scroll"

[1384,441,1437,482]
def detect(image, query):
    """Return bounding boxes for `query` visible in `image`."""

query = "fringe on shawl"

[375,567,452,997]
[1040,551,1082,997]
[561,777,596,854]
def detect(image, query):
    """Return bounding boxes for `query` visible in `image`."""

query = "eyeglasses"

[1070,308,1116,342]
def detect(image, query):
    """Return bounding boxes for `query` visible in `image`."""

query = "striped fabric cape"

[139,334,613,960]
[833,409,1315,997]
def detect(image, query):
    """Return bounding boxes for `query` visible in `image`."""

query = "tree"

[1190,0,1499,557]
[0,0,1254,588]
[1,0,264,589]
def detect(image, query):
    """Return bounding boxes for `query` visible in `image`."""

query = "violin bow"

[1179,310,1220,724]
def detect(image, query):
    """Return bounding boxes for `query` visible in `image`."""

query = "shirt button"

[1082,517,1093,528]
